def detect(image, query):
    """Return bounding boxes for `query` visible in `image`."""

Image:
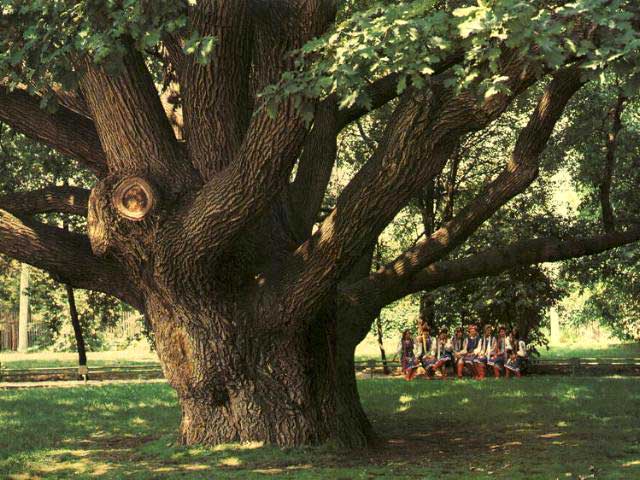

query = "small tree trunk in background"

[18,263,30,352]
[416,180,439,331]
[61,213,87,368]
[599,92,625,233]
[419,293,437,332]
[549,307,560,344]
[375,316,390,374]
[372,244,390,373]
[65,284,87,367]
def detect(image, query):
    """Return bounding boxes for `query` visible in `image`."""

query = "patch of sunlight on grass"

[131,416,147,425]
[556,385,593,401]
[395,394,414,412]
[253,467,285,474]
[459,397,470,405]
[179,463,211,471]
[539,432,563,438]
[219,456,242,467]
[211,441,264,452]
[253,464,313,474]
[622,460,640,467]
[557,421,569,427]
[35,456,111,476]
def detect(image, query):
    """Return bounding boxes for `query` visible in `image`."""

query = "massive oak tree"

[1,1,640,447]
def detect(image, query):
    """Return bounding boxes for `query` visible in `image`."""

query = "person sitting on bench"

[457,324,481,379]
[487,325,508,378]
[505,328,527,378]
[473,324,495,380]
[451,326,464,371]
[395,329,420,381]
[415,324,437,376]
[430,327,453,377]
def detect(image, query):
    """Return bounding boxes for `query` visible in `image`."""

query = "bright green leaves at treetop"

[262,0,640,117]
[0,1,215,107]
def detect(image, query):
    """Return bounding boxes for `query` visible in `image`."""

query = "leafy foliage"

[262,0,640,116]
[0,0,214,108]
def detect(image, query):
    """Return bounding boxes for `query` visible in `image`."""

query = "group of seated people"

[394,323,527,381]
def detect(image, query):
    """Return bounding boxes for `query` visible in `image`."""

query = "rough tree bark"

[0,6,638,450]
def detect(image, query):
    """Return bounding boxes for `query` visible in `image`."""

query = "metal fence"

[0,310,144,351]
[103,311,145,341]
[0,311,46,351]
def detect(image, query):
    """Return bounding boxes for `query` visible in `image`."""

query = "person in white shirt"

[505,328,527,378]
[430,327,453,377]
[473,324,495,379]
[457,324,482,379]
[487,325,508,378]
[415,324,437,376]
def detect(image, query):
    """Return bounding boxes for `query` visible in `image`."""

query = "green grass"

[538,343,640,359]
[0,350,159,370]
[1,377,639,479]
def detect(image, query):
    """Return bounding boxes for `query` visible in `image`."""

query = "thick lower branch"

[80,48,195,192]
[0,209,141,309]
[406,227,640,294]
[342,68,584,314]
[0,186,90,216]
[286,52,540,320]
[0,86,107,176]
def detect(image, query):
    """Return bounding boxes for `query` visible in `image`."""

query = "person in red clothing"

[395,329,420,380]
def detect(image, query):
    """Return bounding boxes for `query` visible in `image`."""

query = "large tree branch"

[0,86,107,176]
[182,1,252,180]
[287,99,338,241]
[287,54,465,242]
[342,67,585,314]
[334,52,464,131]
[0,209,142,309]
[284,51,541,320]
[402,227,640,296]
[600,91,625,232]
[0,186,90,216]
[79,48,195,191]
[163,2,336,268]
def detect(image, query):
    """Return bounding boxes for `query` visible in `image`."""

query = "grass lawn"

[1,377,639,479]
[538,343,640,359]
[0,350,159,370]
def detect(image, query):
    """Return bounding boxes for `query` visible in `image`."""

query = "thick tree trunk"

[145,292,372,448]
